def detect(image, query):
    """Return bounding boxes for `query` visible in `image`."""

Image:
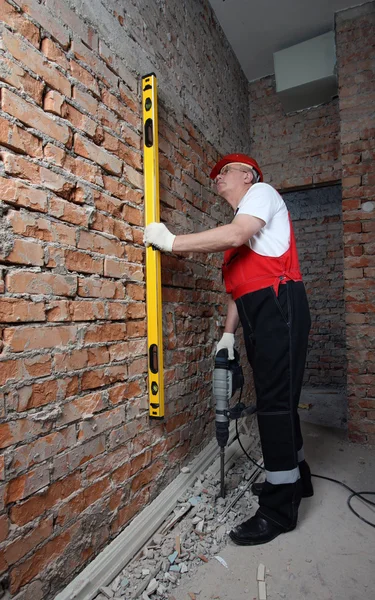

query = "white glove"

[143,222,176,252]
[216,332,235,360]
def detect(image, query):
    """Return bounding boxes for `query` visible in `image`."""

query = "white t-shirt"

[236,183,290,257]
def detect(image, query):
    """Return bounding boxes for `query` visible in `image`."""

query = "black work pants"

[236,281,311,530]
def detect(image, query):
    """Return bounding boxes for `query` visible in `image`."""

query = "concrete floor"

[176,422,375,600]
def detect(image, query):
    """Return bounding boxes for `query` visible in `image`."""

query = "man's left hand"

[143,222,176,252]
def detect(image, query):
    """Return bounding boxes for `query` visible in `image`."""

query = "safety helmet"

[210,153,263,182]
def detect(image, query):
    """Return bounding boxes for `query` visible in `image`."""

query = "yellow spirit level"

[142,73,164,418]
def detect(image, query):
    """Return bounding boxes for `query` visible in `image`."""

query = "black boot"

[229,512,292,546]
[252,461,314,498]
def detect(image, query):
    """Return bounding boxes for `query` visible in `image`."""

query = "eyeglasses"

[215,165,251,181]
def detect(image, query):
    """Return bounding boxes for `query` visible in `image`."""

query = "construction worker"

[144,153,313,545]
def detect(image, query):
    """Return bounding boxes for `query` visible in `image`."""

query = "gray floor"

[176,422,375,600]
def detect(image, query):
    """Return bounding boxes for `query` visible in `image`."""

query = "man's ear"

[244,170,254,184]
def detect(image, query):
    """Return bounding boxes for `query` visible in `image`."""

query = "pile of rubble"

[95,435,263,600]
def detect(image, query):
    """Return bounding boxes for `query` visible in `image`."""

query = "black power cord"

[234,418,375,529]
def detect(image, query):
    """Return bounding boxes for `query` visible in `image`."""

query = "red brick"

[0,177,47,212]
[126,320,146,338]
[86,445,129,482]
[58,392,106,425]
[111,488,150,534]
[102,175,142,203]
[2,29,71,97]
[1,152,40,182]
[126,283,145,301]
[0,418,52,451]
[122,204,143,226]
[77,406,125,440]
[78,277,125,299]
[44,90,64,116]
[0,55,44,104]
[84,322,127,344]
[106,302,127,320]
[124,164,143,189]
[56,477,111,526]
[80,366,127,392]
[41,37,70,71]
[98,104,120,133]
[78,230,125,258]
[0,116,43,158]
[1,89,71,145]
[5,517,53,567]
[15,379,59,411]
[0,298,45,323]
[62,102,98,138]
[6,271,77,296]
[91,211,132,241]
[130,459,164,493]
[9,473,81,526]
[70,60,100,96]
[72,86,99,115]
[4,239,44,267]
[49,198,91,227]
[71,39,118,88]
[9,209,76,245]
[0,0,40,46]
[74,134,122,176]
[3,324,78,353]
[5,464,50,504]
[9,523,79,593]
[65,249,104,276]
[52,436,105,480]
[71,301,106,322]
[0,359,23,387]
[17,0,69,47]
[0,515,9,544]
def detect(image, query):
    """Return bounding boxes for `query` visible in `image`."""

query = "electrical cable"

[311,473,375,528]
[235,419,375,529]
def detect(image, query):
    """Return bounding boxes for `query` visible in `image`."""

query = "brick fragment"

[44,90,64,116]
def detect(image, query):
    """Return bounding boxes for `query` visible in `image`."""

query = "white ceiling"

[208,0,359,81]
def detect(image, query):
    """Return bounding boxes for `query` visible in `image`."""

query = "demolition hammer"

[213,348,256,497]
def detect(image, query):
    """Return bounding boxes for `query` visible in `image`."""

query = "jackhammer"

[213,348,257,497]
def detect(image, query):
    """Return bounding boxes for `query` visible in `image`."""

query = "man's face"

[214,163,252,198]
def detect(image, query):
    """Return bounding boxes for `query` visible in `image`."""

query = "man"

[144,153,313,545]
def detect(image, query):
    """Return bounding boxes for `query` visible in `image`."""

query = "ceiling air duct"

[273,31,337,113]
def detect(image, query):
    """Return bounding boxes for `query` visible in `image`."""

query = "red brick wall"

[249,77,341,189]
[0,0,251,597]
[336,2,375,443]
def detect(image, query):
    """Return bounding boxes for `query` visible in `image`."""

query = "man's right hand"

[216,332,235,360]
